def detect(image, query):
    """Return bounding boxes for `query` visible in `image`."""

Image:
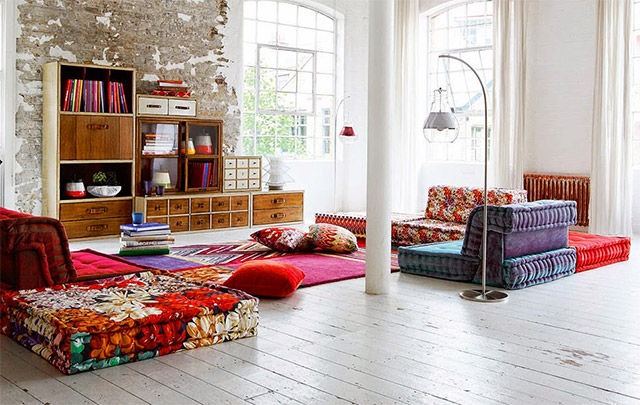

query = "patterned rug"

[122,241,399,287]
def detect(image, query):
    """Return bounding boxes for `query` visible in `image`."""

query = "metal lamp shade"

[339,126,357,144]
[423,112,459,143]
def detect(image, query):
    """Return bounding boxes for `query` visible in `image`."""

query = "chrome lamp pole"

[423,54,507,303]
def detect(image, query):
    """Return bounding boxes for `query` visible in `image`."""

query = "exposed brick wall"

[15,0,241,214]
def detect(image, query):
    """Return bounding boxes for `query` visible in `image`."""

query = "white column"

[365,0,393,295]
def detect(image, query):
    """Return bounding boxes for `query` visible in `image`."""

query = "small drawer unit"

[223,156,262,192]
[251,191,304,226]
[137,95,197,117]
[59,198,133,239]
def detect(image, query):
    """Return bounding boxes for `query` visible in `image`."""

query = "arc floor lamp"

[423,54,508,303]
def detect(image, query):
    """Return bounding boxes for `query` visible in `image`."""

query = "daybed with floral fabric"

[0,269,259,374]
[315,186,528,246]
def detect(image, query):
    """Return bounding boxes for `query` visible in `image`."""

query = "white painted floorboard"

[1,230,639,404]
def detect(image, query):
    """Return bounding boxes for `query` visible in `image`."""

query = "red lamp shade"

[339,126,357,143]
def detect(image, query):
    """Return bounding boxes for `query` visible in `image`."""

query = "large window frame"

[0,0,15,208]
[633,0,640,166]
[425,0,493,163]
[242,0,337,160]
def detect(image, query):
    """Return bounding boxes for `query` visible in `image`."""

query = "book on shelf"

[120,222,170,232]
[62,79,129,113]
[188,160,219,189]
[120,233,173,241]
[120,239,175,247]
[119,247,170,256]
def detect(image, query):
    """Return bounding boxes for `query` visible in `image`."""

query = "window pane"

[259,68,276,90]
[244,19,256,43]
[277,115,295,136]
[298,72,313,93]
[243,136,256,154]
[298,28,315,50]
[257,21,277,44]
[278,2,297,25]
[259,91,277,110]
[258,1,278,22]
[297,52,314,71]
[278,49,297,69]
[277,25,297,47]
[243,114,256,135]
[259,47,277,68]
[244,43,256,66]
[299,7,316,28]
[257,137,276,155]
[243,89,255,112]
[430,29,447,51]
[316,74,334,95]
[277,70,297,92]
[317,31,334,52]
[316,95,334,116]
[317,13,334,31]
[317,52,334,73]
[256,114,276,135]
[277,137,296,154]
[245,2,257,19]
[297,94,313,112]
[277,92,296,111]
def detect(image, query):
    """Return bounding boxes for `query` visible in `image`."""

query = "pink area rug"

[121,241,399,287]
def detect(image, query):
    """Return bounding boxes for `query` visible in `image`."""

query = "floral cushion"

[425,186,528,224]
[251,227,313,252]
[392,218,467,246]
[0,270,258,374]
[307,224,358,253]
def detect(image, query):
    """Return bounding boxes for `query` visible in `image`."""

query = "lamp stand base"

[459,289,508,302]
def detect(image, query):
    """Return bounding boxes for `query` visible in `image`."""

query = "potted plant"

[87,171,122,197]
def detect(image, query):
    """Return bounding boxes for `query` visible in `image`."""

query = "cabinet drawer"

[211,197,230,212]
[59,200,131,221]
[231,212,249,227]
[253,193,303,209]
[63,217,128,239]
[191,214,210,231]
[253,207,303,225]
[168,99,197,116]
[169,199,189,215]
[60,116,133,160]
[169,216,189,232]
[138,97,169,115]
[230,195,249,211]
[211,213,230,229]
[191,198,210,213]
[147,200,168,216]
[147,216,168,224]
[249,158,260,168]
[249,169,260,179]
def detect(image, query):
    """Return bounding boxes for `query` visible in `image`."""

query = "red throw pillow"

[251,227,314,252]
[223,260,305,298]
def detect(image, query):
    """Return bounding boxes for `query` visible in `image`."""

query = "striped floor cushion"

[568,232,631,272]
[500,248,576,289]
[0,270,258,374]
[398,240,478,281]
[315,212,424,238]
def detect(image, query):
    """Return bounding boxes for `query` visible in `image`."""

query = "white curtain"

[392,0,425,213]
[590,0,633,236]
[492,0,527,189]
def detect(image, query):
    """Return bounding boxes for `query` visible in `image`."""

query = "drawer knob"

[146,104,162,108]
[197,220,204,225]
[87,124,109,130]
[87,224,108,231]
[218,202,225,206]
[271,213,286,219]
[175,204,183,209]
[154,205,163,211]
[272,198,286,204]
[197,202,204,208]
[176,220,183,226]
[86,207,108,214]
[218,218,225,223]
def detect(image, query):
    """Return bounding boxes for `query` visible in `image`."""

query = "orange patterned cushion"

[307,224,358,253]
[425,186,528,224]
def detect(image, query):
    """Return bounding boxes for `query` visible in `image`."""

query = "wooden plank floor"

[1,232,639,404]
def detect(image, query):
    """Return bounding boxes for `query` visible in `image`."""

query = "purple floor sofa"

[398,200,578,289]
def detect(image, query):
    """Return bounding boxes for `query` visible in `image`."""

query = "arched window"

[426,0,493,162]
[242,0,336,159]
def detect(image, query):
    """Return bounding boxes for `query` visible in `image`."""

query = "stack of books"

[142,132,177,155]
[152,80,191,97]
[119,222,174,256]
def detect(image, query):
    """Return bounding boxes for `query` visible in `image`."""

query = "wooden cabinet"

[42,62,136,239]
[135,192,250,233]
[251,191,304,226]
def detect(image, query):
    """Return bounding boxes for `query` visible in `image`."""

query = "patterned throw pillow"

[251,227,314,252]
[307,223,358,253]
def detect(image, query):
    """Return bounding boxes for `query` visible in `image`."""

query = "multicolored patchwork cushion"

[0,271,258,374]
[568,232,631,272]
[251,227,313,252]
[425,186,528,224]
[391,218,466,246]
[307,224,358,253]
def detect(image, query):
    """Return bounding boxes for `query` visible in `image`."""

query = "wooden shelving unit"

[43,62,136,239]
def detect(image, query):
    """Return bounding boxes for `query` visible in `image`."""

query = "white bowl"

[87,185,122,198]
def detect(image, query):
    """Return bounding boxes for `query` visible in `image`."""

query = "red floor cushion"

[568,232,631,273]
[224,260,305,297]
[72,249,152,281]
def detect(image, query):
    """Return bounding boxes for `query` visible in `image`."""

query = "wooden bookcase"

[42,62,136,239]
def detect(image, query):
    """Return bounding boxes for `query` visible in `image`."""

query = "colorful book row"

[189,161,219,189]
[62,79,130,113]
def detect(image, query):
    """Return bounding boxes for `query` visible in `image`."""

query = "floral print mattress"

[0,270,259,374]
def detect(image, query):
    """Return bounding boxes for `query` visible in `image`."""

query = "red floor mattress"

[568,232,631,272]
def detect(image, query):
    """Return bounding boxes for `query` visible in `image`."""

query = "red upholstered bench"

[568,232,631,272]
[72,249,153,281]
